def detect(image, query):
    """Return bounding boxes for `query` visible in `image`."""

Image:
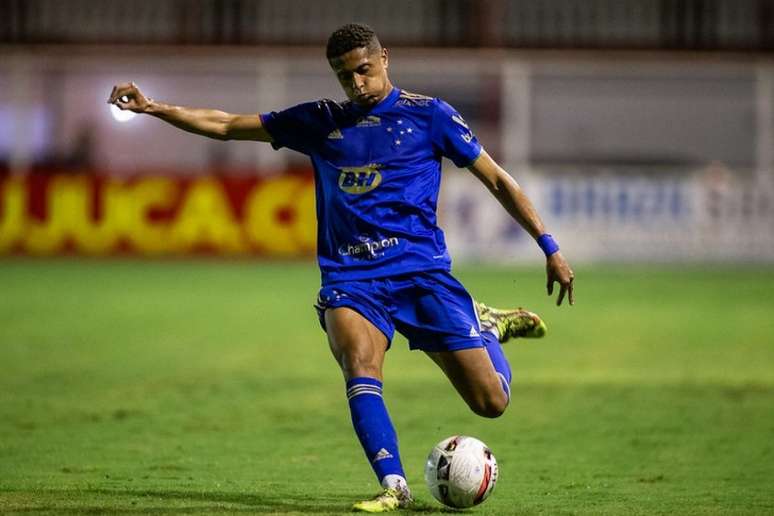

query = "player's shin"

[481,331,512,401]
[346,377,408,491]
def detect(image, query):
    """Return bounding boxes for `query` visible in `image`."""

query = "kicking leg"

[425,334,511,419]
[324,307,412,511]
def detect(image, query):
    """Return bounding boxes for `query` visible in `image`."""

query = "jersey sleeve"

[430,99,482,168]
[260,101,331,155]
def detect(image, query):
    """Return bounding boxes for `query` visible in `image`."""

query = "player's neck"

[375,83,395,104]
[356,84,396,112]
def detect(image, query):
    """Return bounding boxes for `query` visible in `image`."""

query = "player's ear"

[381,48,389,69]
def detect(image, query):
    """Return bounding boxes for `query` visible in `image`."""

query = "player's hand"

[107,82,152,113]
[546,252,575,306]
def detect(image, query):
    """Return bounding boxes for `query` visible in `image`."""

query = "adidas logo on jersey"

[373,448,394,462]
[327,129,343,139]
[469,325,480,337]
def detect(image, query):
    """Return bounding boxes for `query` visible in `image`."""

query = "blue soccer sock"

[481,330,512,401]
[346,377,407,489]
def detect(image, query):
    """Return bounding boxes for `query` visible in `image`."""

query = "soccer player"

[108,23,574,513]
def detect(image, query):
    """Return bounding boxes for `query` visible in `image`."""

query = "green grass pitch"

[1,259,773,515]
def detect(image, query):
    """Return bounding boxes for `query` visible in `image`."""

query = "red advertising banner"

[0,173,317,256]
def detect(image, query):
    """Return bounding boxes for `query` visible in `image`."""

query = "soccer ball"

[424,435,498,508]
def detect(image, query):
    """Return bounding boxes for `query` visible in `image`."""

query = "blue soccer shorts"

[314,270,484,352]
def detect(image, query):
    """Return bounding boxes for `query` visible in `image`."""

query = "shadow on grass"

[0,487,458,514]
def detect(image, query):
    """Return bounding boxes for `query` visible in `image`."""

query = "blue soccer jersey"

[260,87,481,285]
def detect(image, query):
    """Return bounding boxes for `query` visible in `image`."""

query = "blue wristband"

[537,233,560,257]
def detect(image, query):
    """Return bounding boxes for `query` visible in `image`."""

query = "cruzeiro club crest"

[338,163,383,194]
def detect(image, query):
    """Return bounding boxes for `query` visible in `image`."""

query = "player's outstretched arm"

[107,82,272,142]
[467,150,575,306]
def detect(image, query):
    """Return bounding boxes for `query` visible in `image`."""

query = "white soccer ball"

[424,435,499,508]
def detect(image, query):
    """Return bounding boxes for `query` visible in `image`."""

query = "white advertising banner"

[440,166,774,263]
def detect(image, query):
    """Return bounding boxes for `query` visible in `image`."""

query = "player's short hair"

[326,23,381,59]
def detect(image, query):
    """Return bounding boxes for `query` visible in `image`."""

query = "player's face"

[329,46,391,107]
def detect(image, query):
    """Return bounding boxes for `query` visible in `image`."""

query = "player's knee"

[472,402,507,419]
[339,352,382,379]
[467,392,508,419]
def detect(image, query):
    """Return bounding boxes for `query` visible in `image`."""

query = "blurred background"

[1,0,773,261]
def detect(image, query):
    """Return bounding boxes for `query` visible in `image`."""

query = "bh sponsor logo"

[338,234,400,259]
[355,115,381,127]
[338,164,383,194]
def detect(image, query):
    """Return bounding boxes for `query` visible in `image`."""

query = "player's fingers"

[547,277,554,296]
[115,93,135,107]
[110,83,136,104]
[556,283,567,306]
[108,85,117,104]
[109,83,131,103]
[568,282,575,305]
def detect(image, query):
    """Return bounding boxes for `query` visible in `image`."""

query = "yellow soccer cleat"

[352,487,412,513]
[475,301,547,343]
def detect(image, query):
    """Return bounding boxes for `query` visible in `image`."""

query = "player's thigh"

[425,348,503,406]
[325,307,389,381]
